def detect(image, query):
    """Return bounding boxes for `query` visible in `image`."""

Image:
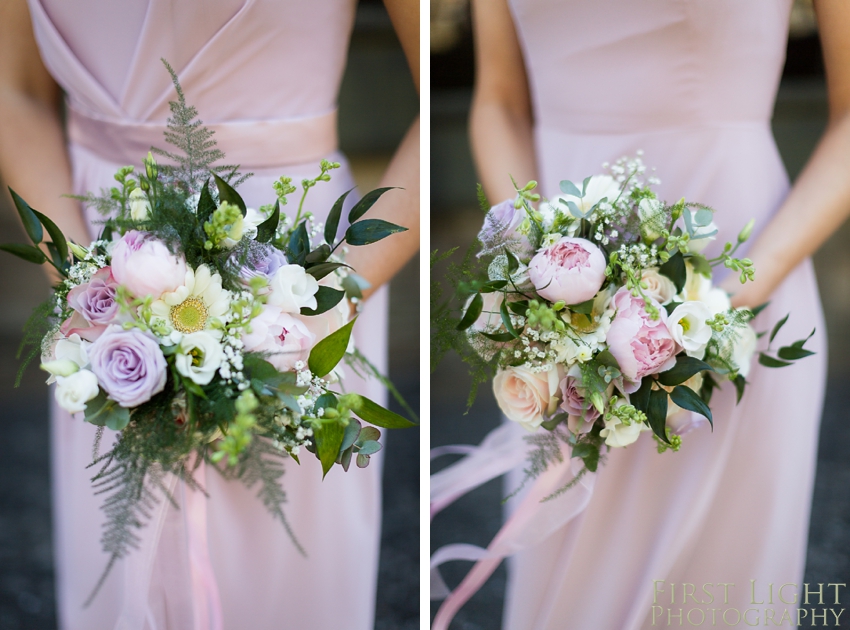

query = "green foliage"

[308,318,356,377]
[15,298,59,387]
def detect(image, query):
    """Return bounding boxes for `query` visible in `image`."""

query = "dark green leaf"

[32,209,68,262]
[314,420,345,478]
[287,222,310,265]
[647,387,670,443]
[325,189,353,245]
[769,313,789,344]
[505,248,519,274]
[182,378,208,399]
[212,172,246,215]
[346,393,416,428]
[300,286,345,316]
[570,442,596,460]
[306,262,350,280]
[777,346,815,361]
[631,378,653,414]
[308,318,356,377]
[658,355,714,387]
[507,300,528,316]
[8,188,42,244]
[344,219,407,246]
[569,298,594,315]
[456,293,483,331]
[255,200,280,243]
[479,330,516,342]
[315,392,339,412]
[500,297,520,338]
[197,179,216,223]
[0,243,46,264]
[347,187,396,223]
[688,254,712,278]
[541,412,569,431]
[701,373,718,405]
[305,244,331,264]
[733,374,746,405]
[664,301,682,316]
[791,328,816,349]
[582,447,600,472]
[670,385,713,428]
[659,251,686,293]
[46,242,67,272]
[750,302,770,318]
[479,280,507,293]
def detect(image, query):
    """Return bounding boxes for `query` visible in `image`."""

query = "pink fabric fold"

[430,423,596,629]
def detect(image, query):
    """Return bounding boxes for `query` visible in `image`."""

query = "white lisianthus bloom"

[599,399,649,448]
[640,267,677,305]
[684,208,718,253]
[669,301,713,359]
[55,369,100,414]
[174,331,224,385]
[268,264,319,313]
[731,323,757,378]
[151,264,230,343]
[128,188,151,221]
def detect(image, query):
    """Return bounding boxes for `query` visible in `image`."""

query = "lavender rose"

[478,200,534,257]
[237,244,288,284]
[111,231,187,299]
[529,237,607,305]
[67,267,120,325]
[559,364,601,424]
[89,325,167,407]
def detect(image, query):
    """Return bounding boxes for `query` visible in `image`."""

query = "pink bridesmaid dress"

[504,0,827,627]
[27,1,389,628]
[433,1,828,628]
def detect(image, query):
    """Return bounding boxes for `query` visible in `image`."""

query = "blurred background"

[431,0,850,627]
[0,1,419,629]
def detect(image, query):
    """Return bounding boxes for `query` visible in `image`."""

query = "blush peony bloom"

[606,288,678,387]
[111,231,187,299]
[67,267,120,325]
[89,325,167,407]
[493,364,561,432]
[242,305,316,372]
[528,237,606,305]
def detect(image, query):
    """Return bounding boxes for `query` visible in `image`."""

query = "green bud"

[737,219,755,243]
[522,180,538,191]
[68,242,89,260]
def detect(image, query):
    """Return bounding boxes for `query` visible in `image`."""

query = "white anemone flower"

[151,264,230,343]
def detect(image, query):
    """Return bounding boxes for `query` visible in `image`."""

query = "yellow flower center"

[680,317,691,333]
[170,297,208,333]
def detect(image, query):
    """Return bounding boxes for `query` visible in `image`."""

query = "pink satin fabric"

[30,1,390,628]
[431,1,828,628]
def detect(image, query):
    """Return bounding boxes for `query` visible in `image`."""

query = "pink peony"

[111,231,187,299]
[493,364,561,432]
[242,305,316,372]
[528,237,606,305]
[606,288,679,389]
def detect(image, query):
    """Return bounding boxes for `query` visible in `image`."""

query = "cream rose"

[640,268,677,305]
[268,264,319,313]
[493,364,561,432]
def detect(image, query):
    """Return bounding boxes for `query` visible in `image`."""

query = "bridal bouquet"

[1,65,413,596]
[434,154,813,491]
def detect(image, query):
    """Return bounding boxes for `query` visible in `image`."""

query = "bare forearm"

[344,117,420,300]
[0,90,88,246]
[726,111,850,307]
[469,97,537,203]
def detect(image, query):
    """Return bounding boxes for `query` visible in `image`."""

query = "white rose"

[685,208,718,253]
[268,264,319,313]
[175,331,224,385]
[129,188,151,221]
[493,364,561,432]
[638,198,665,241]
[731,323,757,378]
[599,398,649,448]
[640,268,677,305]
[669,301,713,359]
[55,369,100,414]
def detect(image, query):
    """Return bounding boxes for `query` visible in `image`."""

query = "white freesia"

[268,264,319,313]
[668,301,713,359]
[685,208,718,253]
[731,323,757,378]
[174,331,224,385]
[151,264,230,342]
[640,268,677,305]
[55,369,100,414]
[129,188,151,221]
[599,399,649,448]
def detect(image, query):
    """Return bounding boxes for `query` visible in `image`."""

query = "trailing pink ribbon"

[430,423,596,630]
[114,458,223,630]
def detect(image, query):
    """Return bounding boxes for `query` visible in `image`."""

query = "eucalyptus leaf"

[314,420,345,478]
[340,418,361,454]
[356,453,371,469]
[345,393,416,428]
[456,293,483,331]
[670,385,713,428]
[356,440,382,456]
[682,206,694,235]
[658,355,713,387]
[307,318,356,377]
[255,200,280,243]
[84,391,131,431]
[347,187,396,223]
[688,254,712,278]
[581,176,592,197]
[300,286,345,316]
[8,188,42,244]
[565,200,584,219]
[212,172,246,215]
[325,188,353,245]
[559,179,582,197]
[595,349,620,370]
[344,219,407,246]
[693,208,713,227]
[359,426,381,442]
[341,273,369,300]
[0,243,47,264]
